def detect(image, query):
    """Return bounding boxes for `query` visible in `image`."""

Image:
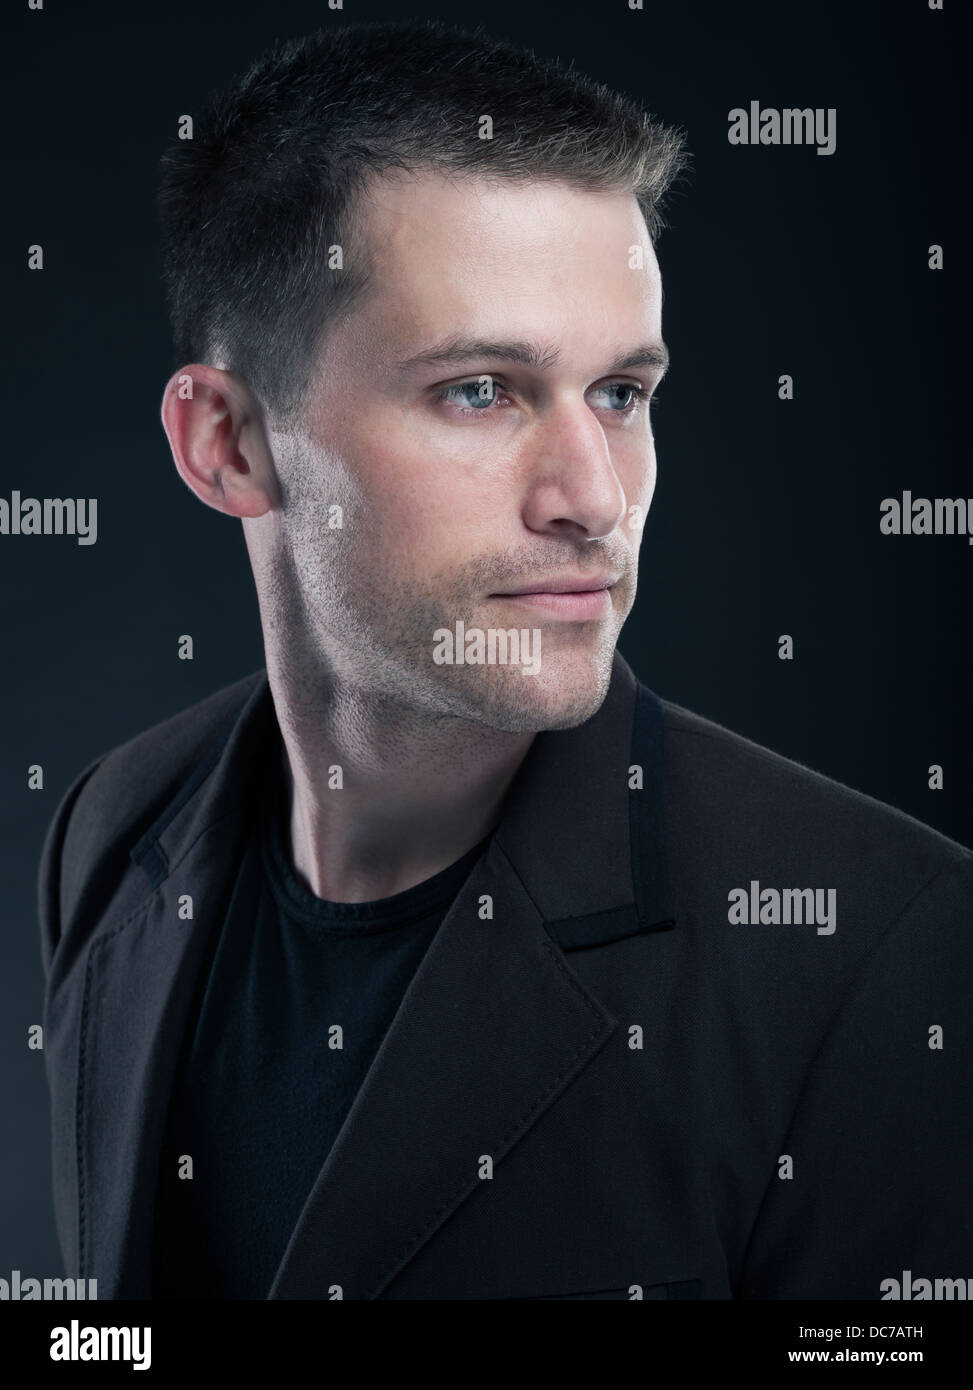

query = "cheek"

[352,417,505,550]
[335,451,464,586]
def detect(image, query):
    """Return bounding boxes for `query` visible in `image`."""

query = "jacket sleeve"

[736,856,973,1299]
[37,756,106,979]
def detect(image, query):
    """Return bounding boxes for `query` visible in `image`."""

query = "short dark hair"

[157,19,689,426]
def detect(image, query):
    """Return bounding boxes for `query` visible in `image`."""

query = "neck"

[266,651,534,904]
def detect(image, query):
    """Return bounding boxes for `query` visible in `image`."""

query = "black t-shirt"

[151,755,488,1300]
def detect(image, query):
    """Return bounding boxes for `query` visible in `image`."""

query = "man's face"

[261,170,666,733]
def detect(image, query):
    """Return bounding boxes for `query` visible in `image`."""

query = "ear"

[160,364,280,518]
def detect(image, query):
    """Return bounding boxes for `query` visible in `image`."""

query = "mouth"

[488,575,619,621]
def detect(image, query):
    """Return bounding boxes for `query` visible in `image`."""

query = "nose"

[520,397,629,541]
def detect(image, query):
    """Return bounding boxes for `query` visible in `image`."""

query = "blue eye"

[437,377,501,411]
[434,377,657,418]
[594,383,653,412]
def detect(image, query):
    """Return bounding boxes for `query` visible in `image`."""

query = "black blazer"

[38,652,973,1299]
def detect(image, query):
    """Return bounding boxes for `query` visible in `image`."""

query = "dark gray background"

[3,0,969,1273]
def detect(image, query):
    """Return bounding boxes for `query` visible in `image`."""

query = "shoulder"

[38,671,265,972]
[655,693,973,920]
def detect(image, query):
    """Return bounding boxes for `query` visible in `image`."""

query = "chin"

[447,652,614,734]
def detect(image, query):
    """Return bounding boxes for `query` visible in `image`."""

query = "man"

[39,20,972,1301]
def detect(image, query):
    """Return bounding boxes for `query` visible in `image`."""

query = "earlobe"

[218,446,278,518]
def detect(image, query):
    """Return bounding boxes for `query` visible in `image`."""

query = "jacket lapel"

[267,835,617,1300]
[268,653,675,1298]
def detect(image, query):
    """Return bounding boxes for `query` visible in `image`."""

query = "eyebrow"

[395,335,670,378]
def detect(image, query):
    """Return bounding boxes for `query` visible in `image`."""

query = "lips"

[493,574,619,597]
[489,584,615,620]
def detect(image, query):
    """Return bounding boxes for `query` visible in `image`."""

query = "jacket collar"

[131,649,675,948]
[493,648,674,945]
[87,649,674,1297]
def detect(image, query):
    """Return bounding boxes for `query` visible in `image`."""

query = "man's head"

[159,21,688,733]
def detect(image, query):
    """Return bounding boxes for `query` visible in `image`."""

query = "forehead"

[338,169,662,368]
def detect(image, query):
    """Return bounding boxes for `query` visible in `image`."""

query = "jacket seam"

[76,887,166,1278]
[39,755,107,979]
